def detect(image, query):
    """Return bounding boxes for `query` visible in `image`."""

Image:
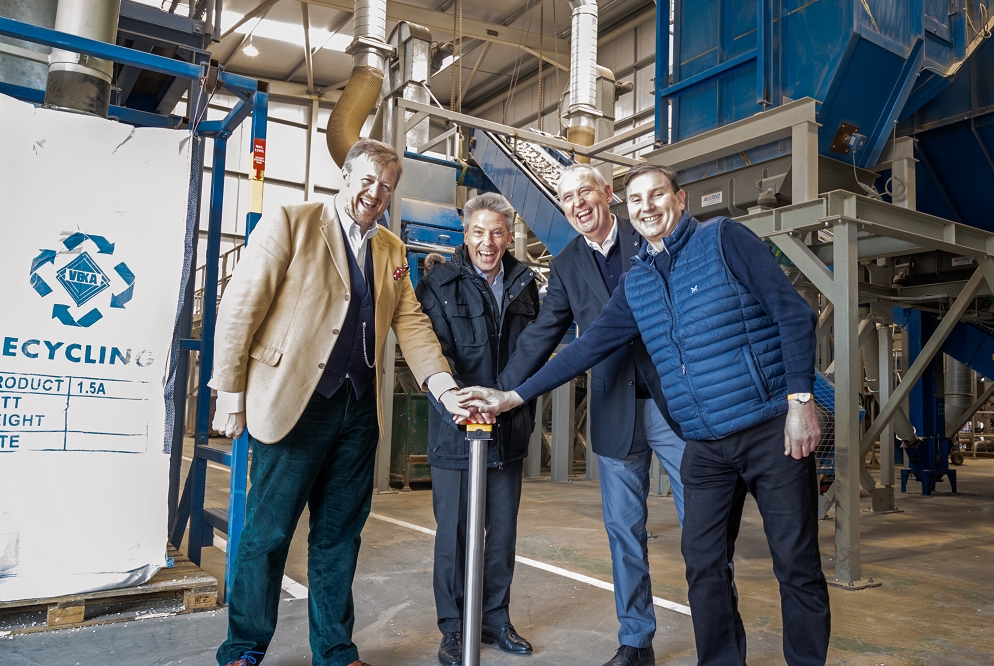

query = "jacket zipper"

[653,258,715,438]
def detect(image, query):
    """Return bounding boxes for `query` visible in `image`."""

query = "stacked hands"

[447,387,524,425]
[446,386,821,461]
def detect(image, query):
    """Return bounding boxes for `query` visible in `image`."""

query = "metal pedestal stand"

[462,423,492,666]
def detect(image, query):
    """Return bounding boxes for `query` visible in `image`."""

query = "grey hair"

[556,164,610,200]
[462,192,515,231]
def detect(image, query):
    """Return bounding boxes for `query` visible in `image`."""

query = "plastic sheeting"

[0,94,192,601]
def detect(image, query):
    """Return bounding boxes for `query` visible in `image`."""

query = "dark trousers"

[431,459,523,634]
[216,385,379,666]
[680,414,831,666]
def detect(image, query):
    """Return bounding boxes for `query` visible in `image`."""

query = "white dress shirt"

[583,215,619,257]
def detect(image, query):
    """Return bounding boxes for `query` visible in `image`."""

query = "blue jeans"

[598,398,686,649]
[216,385,380,666]
[681,413,830,666]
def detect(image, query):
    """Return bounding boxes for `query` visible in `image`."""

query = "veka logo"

[28,233,136,328]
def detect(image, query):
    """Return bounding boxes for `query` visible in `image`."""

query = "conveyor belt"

[472,130,578,255]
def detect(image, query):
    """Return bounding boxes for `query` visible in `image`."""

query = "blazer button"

[628,340,635,346]
[628,380,634,386]
[318,363,326,369]
[344,294,350,301]
[333,329,340,335]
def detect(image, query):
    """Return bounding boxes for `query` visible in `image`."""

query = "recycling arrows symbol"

[29,233,136,328]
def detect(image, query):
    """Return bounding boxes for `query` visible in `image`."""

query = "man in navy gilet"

[457,163,832,666]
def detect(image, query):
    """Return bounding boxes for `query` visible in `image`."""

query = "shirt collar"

[583,215,619,257]
[335,194,379,245]
[472,261,504,289]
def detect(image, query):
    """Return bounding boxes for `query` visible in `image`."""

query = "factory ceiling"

[131,0,656,117]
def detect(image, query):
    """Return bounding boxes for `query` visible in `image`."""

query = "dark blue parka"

[415,246,540,469]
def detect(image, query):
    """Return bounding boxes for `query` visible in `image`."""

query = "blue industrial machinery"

[898,37,994,231]
[0,12,266,600]
[894,308,958,495]
[657,0,992,183]
[471,129,578,255]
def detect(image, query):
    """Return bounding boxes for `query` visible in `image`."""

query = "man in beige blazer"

[209,139,467,666]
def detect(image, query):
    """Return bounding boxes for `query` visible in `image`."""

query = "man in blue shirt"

[457,164,831,666]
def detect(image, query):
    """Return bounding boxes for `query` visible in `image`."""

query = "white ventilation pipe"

[326,0,392,166]
[566,0,599,161]
[45,0,121,116]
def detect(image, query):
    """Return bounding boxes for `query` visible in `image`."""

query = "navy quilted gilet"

[624,216,787,440]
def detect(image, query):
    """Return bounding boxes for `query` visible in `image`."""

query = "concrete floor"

[3,452,993,666]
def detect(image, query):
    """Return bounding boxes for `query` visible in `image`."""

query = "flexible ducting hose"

[567,125,596,163]
[326,0,388,166]
[326,65,384,167]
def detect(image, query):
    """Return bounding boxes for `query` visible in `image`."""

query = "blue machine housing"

[660,0,991,179]
[897,37,994,230]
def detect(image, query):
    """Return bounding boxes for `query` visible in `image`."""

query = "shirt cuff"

[215,390,245,414]
[426,373,459,400]
[785,373,815,396]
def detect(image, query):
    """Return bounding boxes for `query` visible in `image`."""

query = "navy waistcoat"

[316,237,376,399]
[624,216,787,440]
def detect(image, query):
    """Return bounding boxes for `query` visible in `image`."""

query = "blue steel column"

[756,0,768,106]
[189,134,229,566]
[224,88,268,600]
[655,0,671,144]
[900,309,955,495]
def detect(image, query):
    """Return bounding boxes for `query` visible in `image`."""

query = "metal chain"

[552,0,563,132]
[537,0,544,128]
[361,322,375,368]
[457,0,464,113]
[450,1,457,111]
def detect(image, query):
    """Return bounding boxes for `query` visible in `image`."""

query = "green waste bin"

[391,390,433,489]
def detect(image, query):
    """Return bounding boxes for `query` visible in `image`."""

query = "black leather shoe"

[438,632,462,666]
[601,645,655,666]
[481,622,533,654]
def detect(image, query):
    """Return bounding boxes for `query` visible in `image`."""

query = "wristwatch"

[787,392,813,404]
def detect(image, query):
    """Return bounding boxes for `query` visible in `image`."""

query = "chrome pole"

[462,423,492,666]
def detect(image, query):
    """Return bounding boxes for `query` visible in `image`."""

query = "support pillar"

[832,219,863,586]
[878,325,895,487]
[550,380,575,482]
[374,329,398,493]
[525,394,544,478]
[585,370,598,481]
[791,119,819,204]
[304,97,319,201]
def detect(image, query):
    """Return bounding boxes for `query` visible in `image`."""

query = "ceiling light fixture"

[243,36,259,57]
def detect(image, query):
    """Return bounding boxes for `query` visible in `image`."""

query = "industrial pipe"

[944,356,976,435]
[45,0,121,117]
[566,0,599,162]
[326,0,391,166]
[861,324,920,446]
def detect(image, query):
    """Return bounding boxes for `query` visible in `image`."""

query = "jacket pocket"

[249,340,283,367]
[442,299,488,346]
[742,346,769,399]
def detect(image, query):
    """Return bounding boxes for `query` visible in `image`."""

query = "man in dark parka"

[415,192,540,666]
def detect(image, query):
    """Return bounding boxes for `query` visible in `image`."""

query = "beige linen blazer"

[209,200,450,443]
